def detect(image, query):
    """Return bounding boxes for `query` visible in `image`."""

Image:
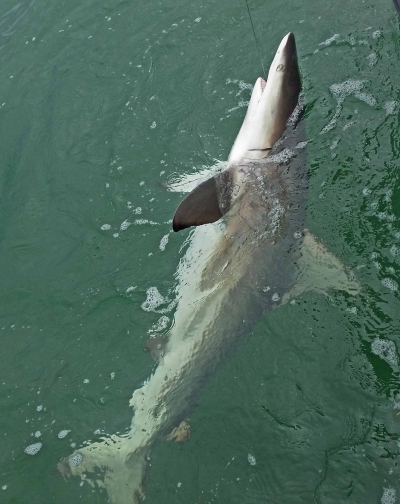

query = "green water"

[1,0,400,502]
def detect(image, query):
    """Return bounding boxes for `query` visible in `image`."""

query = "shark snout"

[227,32,301,164]
[274,32,297,70]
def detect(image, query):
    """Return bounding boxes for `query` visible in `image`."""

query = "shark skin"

[58,33,360,503]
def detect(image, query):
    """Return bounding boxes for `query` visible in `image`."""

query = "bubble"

[58,430,71,439]
[24,443,42,455]
[101,224,111,231]
[36,405,43,412]
[390,245,400,257]
[381,487,396,504]
[272,293,280,302]
[141,287,166,312]
[34,431,41,438]
[120,220,130,231]
[372,30,382,39]
[294,232,302,239]
[247,453,256,466]
[382,278,398,291]
[371,338,398,368]
[126,286,137,293]
[69,453,83,467]
[363,188,372,196]
[159,234,169,251]
[110,372,115,380]
[150,122,156,129]
[2,485,7,490]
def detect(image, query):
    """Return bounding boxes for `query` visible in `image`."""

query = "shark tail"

[58,434,150,504]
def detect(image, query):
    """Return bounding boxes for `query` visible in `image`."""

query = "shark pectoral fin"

[172,169,233,232]
[165,420,191,442]
[284,231,361,302]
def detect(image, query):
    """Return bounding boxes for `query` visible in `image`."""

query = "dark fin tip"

[172,176,223,232]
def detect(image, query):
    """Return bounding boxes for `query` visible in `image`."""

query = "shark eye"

[276,64,285,72]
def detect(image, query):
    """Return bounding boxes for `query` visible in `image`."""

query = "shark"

[58,32,360,503]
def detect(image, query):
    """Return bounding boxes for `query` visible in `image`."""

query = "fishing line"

[244,0,267,78]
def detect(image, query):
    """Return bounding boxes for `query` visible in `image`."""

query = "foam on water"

[69,453,83,467]
[141,287,165,311]
[159,233,169,251]
[150,316,169,332]
[381,487,396,504]
[384,101,398,115]
[382,278,398,291]
[134,219,159,226]
[390,246,400,258]
[120,220,130,231]
[319,34,340,47]
[24,443,42,455]
[321,80,377,134]
[141,287,175,314]
[367,52,378,66]
[247,454,256,466]
[167,161,227,193]
[101,224,111,231]
[58,430,71,439]
[371,338,398,368]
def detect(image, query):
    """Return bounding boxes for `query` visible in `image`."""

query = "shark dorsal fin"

[172,169,233,232]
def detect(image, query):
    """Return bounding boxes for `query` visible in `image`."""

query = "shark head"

[228,32,301,163]
[172,32,302,233]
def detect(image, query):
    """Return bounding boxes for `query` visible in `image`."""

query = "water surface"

[1,0,400,502]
